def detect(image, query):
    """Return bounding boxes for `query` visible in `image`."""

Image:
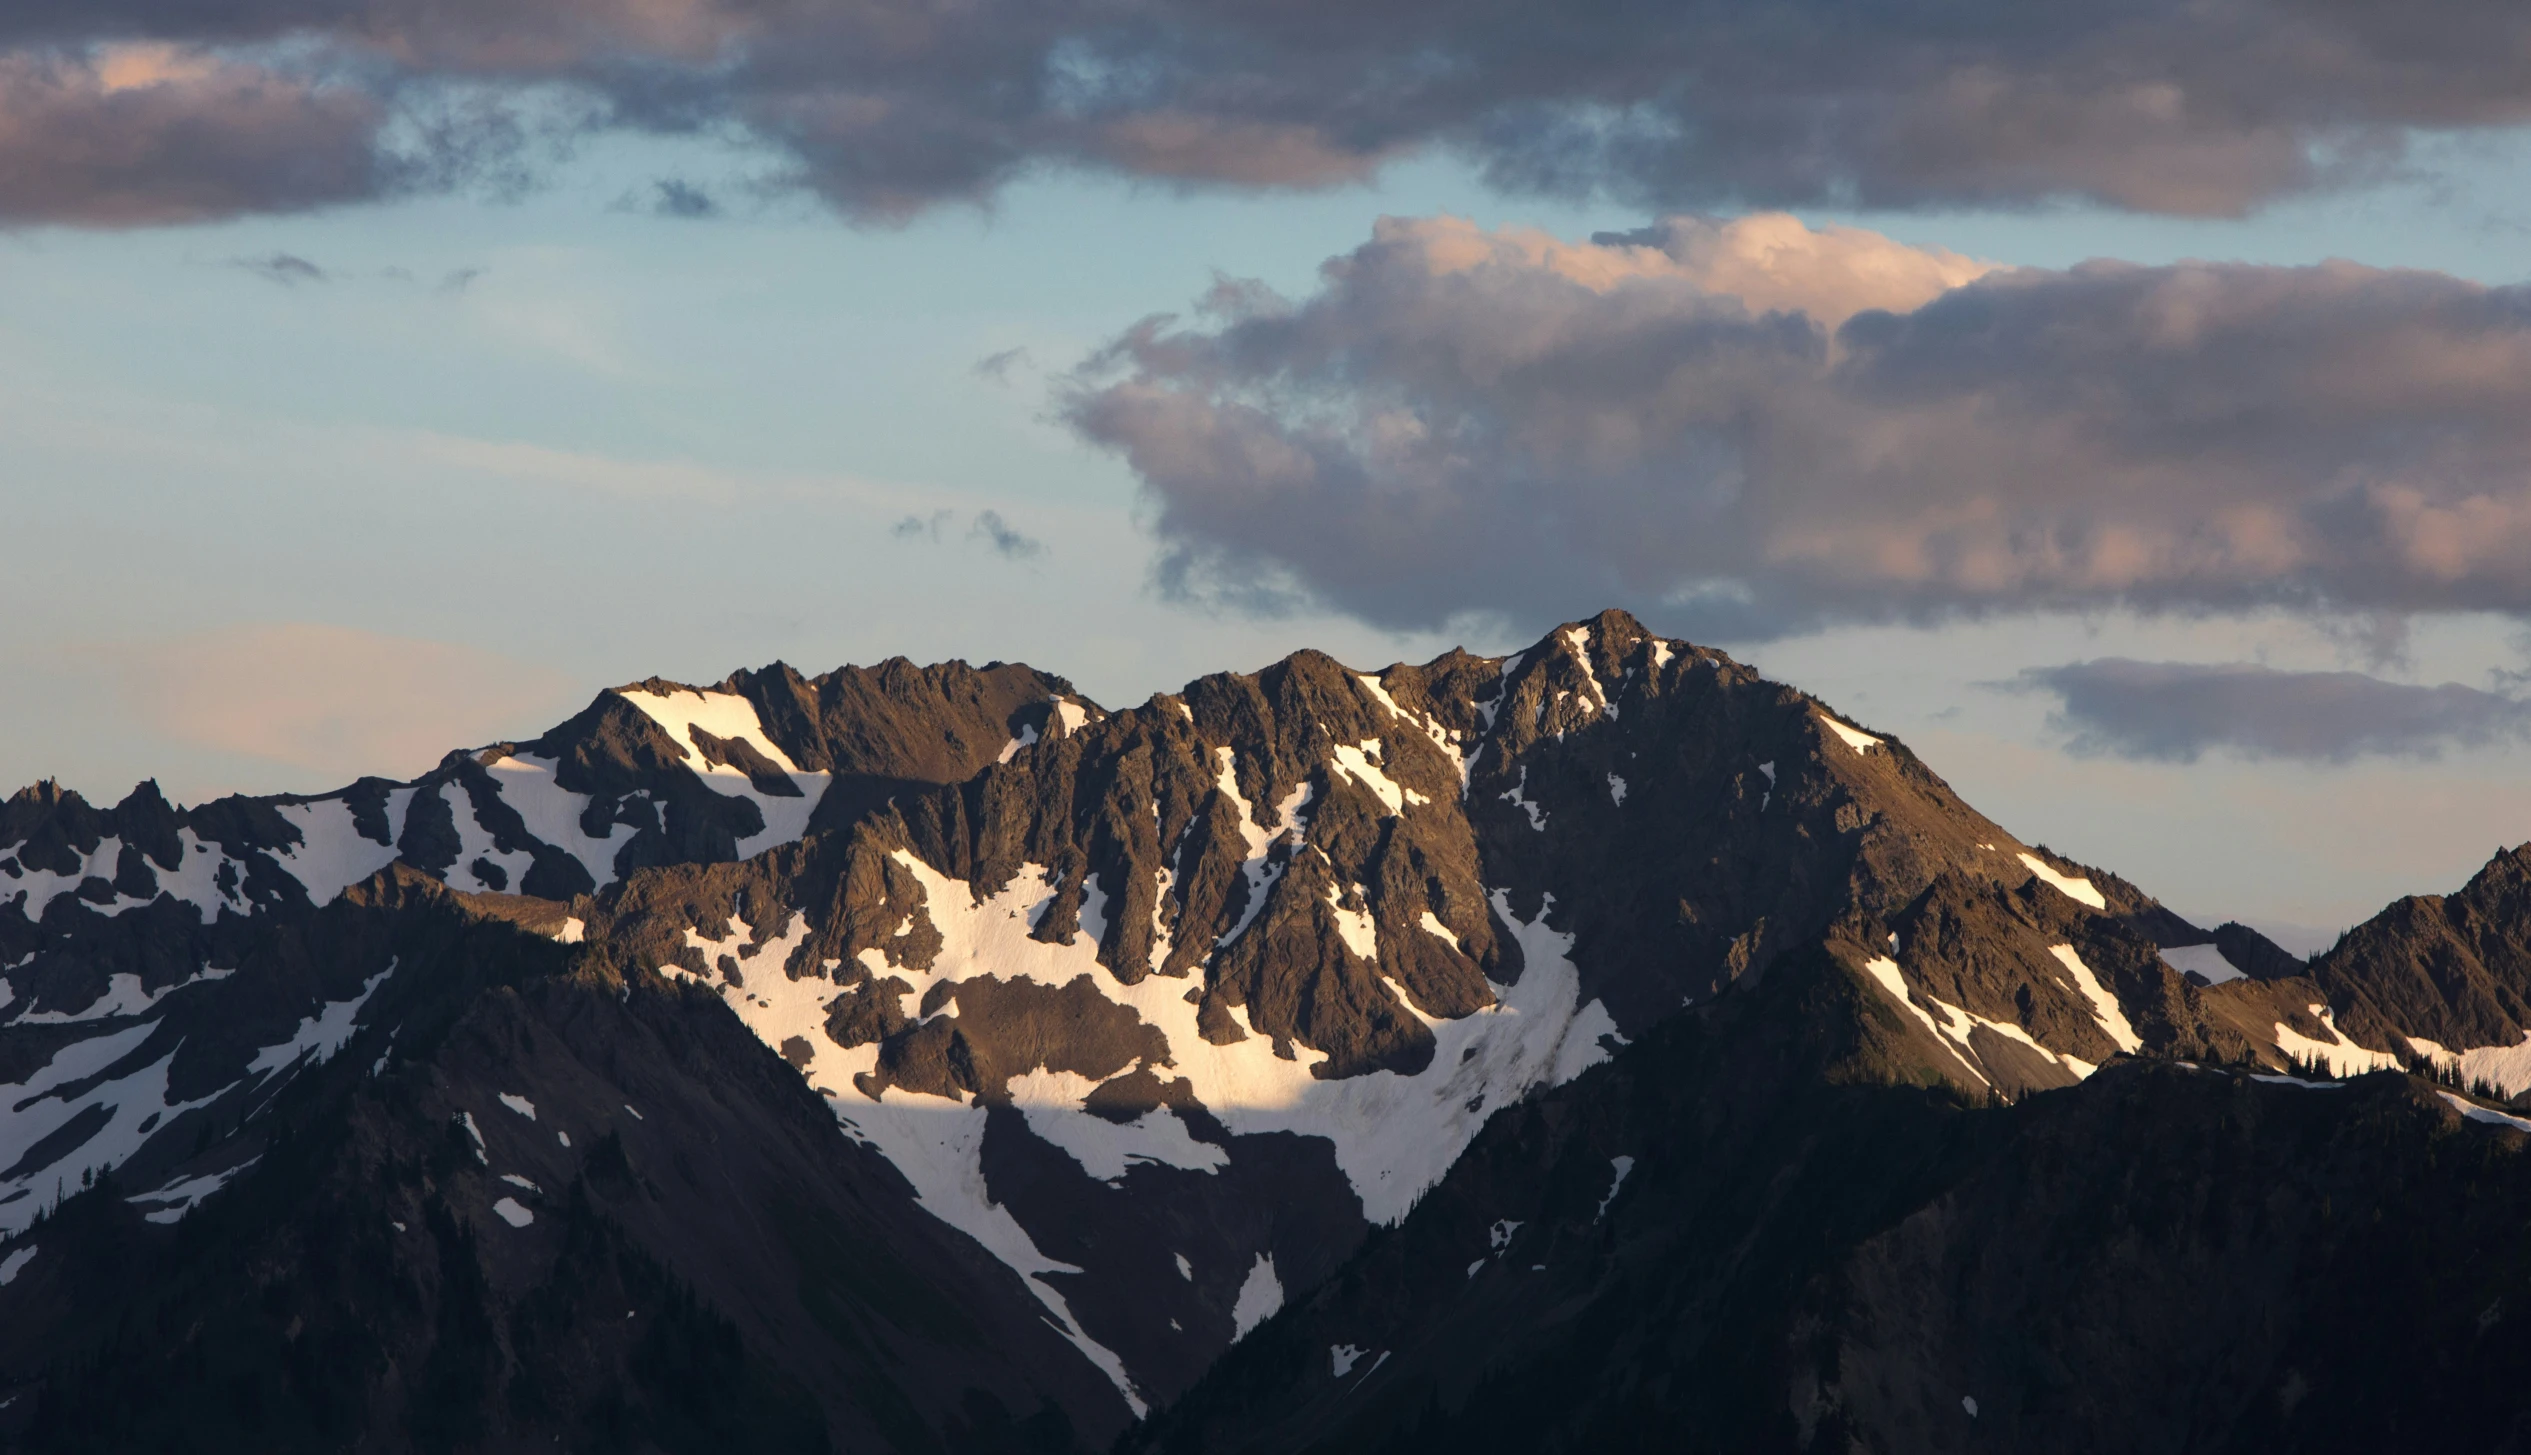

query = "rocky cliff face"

[1,612,2526,1452]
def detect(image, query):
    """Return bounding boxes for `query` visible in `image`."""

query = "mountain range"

[2,608,2528,1453]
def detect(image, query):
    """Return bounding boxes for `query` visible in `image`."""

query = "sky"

[8,6,2531,949]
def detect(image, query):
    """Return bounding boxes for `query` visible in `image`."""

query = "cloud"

[13,0,2531,223]
[892,509,952,540]
[888,507,1044,557]
[0,45,388,226]
[972,346,1031,384]
[646,177,716,217]
[2016,658,2531,763]
[92,622,577,783]
[1061,212,2531,637]
[229,249,326,284]
[968,508,1044,559]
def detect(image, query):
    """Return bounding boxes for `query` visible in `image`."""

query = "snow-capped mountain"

[2,611,2528,1452]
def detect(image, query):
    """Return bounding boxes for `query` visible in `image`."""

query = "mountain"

[0,611,2526,1452]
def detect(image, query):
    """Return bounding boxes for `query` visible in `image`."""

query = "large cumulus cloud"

[11,0,2531,223]
[1060,213,2531,636]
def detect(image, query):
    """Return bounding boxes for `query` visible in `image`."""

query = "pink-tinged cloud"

[94,622,578,784]
[1062,214,2531,636]
[0,46,385,225]
[10,0,2531,222]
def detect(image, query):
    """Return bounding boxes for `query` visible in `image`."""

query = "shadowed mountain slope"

[1,613,2526,1451]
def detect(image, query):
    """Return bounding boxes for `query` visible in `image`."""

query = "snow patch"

[2019,854,2107,911]
[1595,1156,1635,1221]
[1230,1254,1282,1340]
[1326,886,1379,961]
[997,724,1039,763]
[2047,945,2142,1055]
[2440,1091,2531,1133]
[2273,1004,2400,1078]
[1560,627,1616,720]
[612,687,831,859]
[1499,766,1548,831]
[1606,773,1627,805]
[1418,911,1461,953]
[498,1093,537,1120]
[1331,742,1407,816]
[1331,1344,1365,1378]
[492,1197,534,1228]
[5,833,259,923]
[1213,749,1314,949]
[2403,1031,2531,1098]
[274,796,413,907]
[1817,713,1883,754]
[1925,992,2098,1083]
[485,754,633,889]
[1488,1218,1522,1251]
[1006,1069,1229,1181]
[0,1247,32,1284]
[690,851,1620,1409]
[439,784,537,895]
[1860,957,1988,1086]
[1174,1253,1192,1281]
[247,962,397,1079]
[15,966,234,1025]
[127,1162,253,1225]
[0,1021,226,1237]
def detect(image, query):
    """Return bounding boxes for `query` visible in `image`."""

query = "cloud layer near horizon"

[93,622,577,785]
[2020,658,2531,763]
[1062,212,2531,638]
[10,0,2531,223]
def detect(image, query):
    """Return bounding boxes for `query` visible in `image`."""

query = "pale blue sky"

[8,127,2531,945]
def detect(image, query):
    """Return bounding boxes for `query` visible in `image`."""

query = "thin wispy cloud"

[229,251,327,285]
[2015,658,2531,763]
[973,347,1032,384]
[890,508,1047,559]
[83,622,575,784]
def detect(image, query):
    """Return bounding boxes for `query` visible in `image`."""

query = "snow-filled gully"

[667,852,1621,1414]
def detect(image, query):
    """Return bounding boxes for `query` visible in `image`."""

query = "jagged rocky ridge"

[1,612,2529,1451]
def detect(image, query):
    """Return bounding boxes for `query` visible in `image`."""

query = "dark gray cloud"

[13,0,2531,224]
[2018,658,2531,762]
[1059,214,2531,638]
[229,249,326,283]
